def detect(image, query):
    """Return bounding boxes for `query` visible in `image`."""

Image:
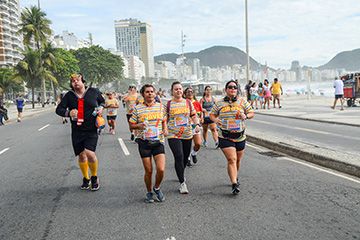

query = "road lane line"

[118,138,130,156]
[38,124,50,131]
[0,148,10,155]
[252,119,360,140]
[247,144,360,184]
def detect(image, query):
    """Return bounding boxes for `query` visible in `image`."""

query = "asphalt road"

[248,114,360,156]
[0,109,359,240]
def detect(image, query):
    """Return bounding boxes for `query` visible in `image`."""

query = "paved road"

[248,114,360,156]
[0,110,359,240]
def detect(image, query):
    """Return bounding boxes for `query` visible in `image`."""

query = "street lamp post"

[181,30,186,84]
[245,0,250,84]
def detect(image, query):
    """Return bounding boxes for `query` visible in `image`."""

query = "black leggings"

[168,138,192,183]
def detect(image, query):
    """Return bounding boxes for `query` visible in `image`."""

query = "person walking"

[123,85,138,140]
[105,92,119,134]
[184,87,203,166]
[56,73,105,191]
[331,77,344,110]
[0,103,8,126]
[263,79,271,109]
[258,82,264,109]
[210,80,254,195]
[166,81,201,194]
[129,84,168,203]
[270,78,283,108]
[199,86,219,148]
[15,94,25,122]
[249,82,259,110]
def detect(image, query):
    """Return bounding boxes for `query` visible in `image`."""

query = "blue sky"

[22,0,360,69]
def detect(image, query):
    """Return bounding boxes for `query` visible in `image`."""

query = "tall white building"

[0,0,22,67]
[114,18,154,78]
[52,31,91,50]
[127,55,145,83]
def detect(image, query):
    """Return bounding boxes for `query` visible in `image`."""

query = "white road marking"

[38,124,50,131]
[118,138,130,156]
[252,119,360,140]
[0,148,10,155]
[247,144,360,184]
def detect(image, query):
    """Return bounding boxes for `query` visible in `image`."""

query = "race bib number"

[174,116,188,127]
[108,109,115,115]
[225,119,242,131]
[144,126,160,140]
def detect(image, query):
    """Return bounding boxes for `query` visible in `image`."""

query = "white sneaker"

[179,182,189,194]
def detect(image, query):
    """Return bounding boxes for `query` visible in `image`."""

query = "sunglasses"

[227,85,238,90]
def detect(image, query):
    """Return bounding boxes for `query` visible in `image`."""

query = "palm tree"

[13,47,56,108]
[18,6,52,106]
[0,68,21,105]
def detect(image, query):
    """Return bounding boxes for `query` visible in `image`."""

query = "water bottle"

[92,107,98,116]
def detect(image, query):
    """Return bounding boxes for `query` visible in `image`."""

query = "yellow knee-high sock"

[88,160,98,177]
[78,161,90,180]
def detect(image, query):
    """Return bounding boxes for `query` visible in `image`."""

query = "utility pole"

[37,0,46,107]
[245,0,250,84]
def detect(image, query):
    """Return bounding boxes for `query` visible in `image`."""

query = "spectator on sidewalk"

[263,79,271,109]
[270,78,283,108]
[331,77,344,110]
[0,103,8,125]
[15,94,25,122]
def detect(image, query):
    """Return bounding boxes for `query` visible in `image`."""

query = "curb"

[5,107,54,125]
[247,134,360,178]
[256,112,360,128]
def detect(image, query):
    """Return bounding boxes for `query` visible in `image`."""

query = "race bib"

[144,126,160,140]
[108,109,116,115]
[174,116,188,127]
[224,119,242,131]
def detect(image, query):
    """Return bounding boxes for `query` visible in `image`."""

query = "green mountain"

[318,48,360,71]
[155,46,262,70]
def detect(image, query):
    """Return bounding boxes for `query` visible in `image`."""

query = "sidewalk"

[1,103,55,125]
[247,95,360,178]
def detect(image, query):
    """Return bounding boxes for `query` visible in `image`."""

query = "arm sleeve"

[55,93,69,117]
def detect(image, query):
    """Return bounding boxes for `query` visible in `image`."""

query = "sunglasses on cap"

[227,85,238,90]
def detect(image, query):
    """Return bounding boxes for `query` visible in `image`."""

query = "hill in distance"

[155,46,262,70]
[318,48,360,71]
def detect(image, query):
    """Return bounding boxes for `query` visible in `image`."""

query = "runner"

[199,86,219,148]
[184,87,202,166]
[210,80,254,195]
[129,84,168,203]
[15,94,25,122]
[56,73,105,191]
[166,81,201,194]
[105,92,119,135]
[123,85,138,140]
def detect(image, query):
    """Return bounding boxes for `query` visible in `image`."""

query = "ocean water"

[281,81,334,97]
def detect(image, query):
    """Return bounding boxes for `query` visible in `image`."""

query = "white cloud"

[22,0,360,69]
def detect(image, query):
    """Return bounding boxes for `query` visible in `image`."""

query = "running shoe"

[145,192,154,203]
[179,182,189,194]
[231,183,240,195]
[202,140,207,147]
[186,160,193,168]
[191,154,198,164]
[215,141,220,149]
[80,177,90,190]
[153,187,165,202]
[130,133,135,141]
[90,176,100,191]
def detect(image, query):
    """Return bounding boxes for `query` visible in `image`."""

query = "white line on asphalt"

[38,124,50,131]
[252,119,360,140]
[0,147,10,155]
[247,143,360,184]
[118,138,130,156]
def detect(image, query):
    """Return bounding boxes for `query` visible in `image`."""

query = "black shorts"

[218,138,246,151]
[71,130,98,156]
[203,117,214,124]
[107,115,117,120]
[17,108,23,113]
[335,94,343,99]
[126,114,132,122]
[137,139,165,158]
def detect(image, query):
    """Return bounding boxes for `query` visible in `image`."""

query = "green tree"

[0,68,22,105]
[52,48,80,89]
[18,6,52,105]
[73,45,124,86]
[13,47,56,108]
